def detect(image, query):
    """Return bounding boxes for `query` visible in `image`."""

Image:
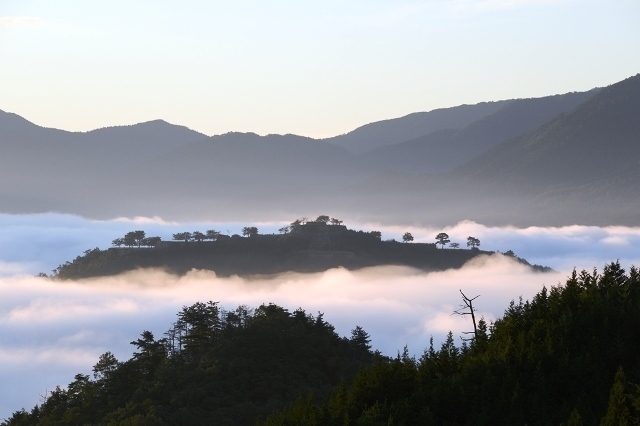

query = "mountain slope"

[81,120,208,160]
[1,74,637,226]
[323,101,509,154]
[359,89,598,174]
[0,112,209,215]
[0,112,207,174]
[135,132,363,202]
[433,73,640,225]
[456,74,640,190]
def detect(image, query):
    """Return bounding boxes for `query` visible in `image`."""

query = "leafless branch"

[452,289,480,340]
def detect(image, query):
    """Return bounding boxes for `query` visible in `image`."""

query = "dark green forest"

[265,262,640,425]
[4,261,640,425]
[3,303,378,426]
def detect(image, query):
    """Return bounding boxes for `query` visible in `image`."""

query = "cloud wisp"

[0,16,45,27]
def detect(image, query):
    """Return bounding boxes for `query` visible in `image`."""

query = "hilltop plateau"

[53,220,549,279]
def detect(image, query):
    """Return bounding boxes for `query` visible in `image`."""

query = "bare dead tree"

[453,289,480,341]
[39,388,49,405]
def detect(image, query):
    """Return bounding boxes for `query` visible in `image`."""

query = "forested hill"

[5,262,640,425]
[2,303,381,425]
[266,262,640,425]
[52,220,549,279]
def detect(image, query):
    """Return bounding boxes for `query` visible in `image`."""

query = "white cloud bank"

[1,213,639,276]
[1,258,566,418]
[1,213,639,418]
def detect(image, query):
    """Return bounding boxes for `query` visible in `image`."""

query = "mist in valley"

[1,213,639,417]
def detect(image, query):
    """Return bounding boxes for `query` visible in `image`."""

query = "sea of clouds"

[1,213,639,418]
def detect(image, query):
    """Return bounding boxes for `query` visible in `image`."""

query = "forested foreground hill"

[4,262,640,425]
[265,262,640,426]
[2,304,380,426]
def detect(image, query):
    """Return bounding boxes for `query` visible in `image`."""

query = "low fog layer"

[1,213,639,276]
[1,213,640,417]
[1,259,566,418]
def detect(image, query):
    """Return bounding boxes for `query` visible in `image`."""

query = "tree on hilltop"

[173,232,192,242]
[123,232,137,248]
[142,236,161,248]
[206,230,221,241]
[205,229,220,241]
[113,231,151,248]
[467,236,481,249]
[132,230,146,248]
[316,215,330,223]
[278,226,290,234]
[435,232,450,249]
[242,226,258,237]
[402,232,414,243]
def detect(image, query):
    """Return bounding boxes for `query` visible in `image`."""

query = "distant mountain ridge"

[358,89,598,174]
[322,101,510,154]
[456,74,640,188]
[441,73,640,224]
[1,74,638,227]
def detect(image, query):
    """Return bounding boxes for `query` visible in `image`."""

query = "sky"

[1,213,640,417]
[1,0,639,138]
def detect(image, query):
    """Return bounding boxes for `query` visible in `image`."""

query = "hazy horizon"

[2,0,638,138]
[0,84,609,140]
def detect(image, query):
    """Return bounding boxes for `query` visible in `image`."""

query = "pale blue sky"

[1,0,638,138]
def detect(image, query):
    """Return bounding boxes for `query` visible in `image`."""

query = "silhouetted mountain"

[457,74,640,188]
[132,132,363,207]
[0,112,206,161]
[360,90,598,173]
[0,112,206,177]
[149,131,358,180]
[82,120,208,161]
[1,74,637,226]
[0,113,208,215]
[446,74,640,224]
[323,101,509,154]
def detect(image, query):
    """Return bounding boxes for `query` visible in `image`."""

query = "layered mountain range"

[1,74,638,226]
